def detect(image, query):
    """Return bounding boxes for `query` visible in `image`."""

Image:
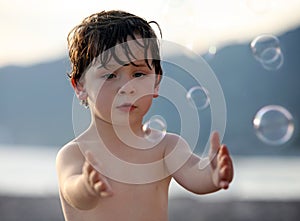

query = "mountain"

[205,27,300,156]
[0,59,74,146]
[1,27,300,156]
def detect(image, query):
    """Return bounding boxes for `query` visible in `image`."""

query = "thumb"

[85,151,113,193]
[85,151,97,165]
[209,131,220,167]
[85,151,106,172]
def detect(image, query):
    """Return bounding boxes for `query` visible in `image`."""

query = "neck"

[89,113,145,144]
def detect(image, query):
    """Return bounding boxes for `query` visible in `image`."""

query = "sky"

[0,0,300,67]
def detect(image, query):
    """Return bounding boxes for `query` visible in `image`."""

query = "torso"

[58,130,176,221]
[60,177,171,221]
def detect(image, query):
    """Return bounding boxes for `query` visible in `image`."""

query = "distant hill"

[0,59,74,146]
[206,27,300,156]
[1,26,300,156]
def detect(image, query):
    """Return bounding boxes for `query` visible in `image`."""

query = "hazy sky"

[1,0,300,66]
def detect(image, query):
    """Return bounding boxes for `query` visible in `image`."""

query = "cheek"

[94,93,115,119]
[91,84,115,108]
[136,94,154,109]
[87,79,108,98]
[95,90,113,105]
[137,79,157,95]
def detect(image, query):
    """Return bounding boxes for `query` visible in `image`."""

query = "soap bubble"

[253,105,294,145]
[203,46,217,61]
[142,115,167,143]
[186,86,210,110]
[250,34,284,71]
[261,50,284,71]
[208,46,217,55]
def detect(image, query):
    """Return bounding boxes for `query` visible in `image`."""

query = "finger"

[85,151,113,193]
[82,151,96,176]
[85,151,107,174]
[82,161,95,180]
[83,160,94,173]
[88,166,113,193]
[94,181,113,197]
[219,145,230,156]
[100,190,113,198]
[209,132,221,169]
[85,151,98,166]
[219,181,229,189]
[219,145,234,181]
[97,173,113,193]
[218,154,230,168]
[219,165,230,179]
[88,170,113,197]
[218,166,230,189]
[94,181,106,193]
[89,170,99,184]
[219,162,234,186]
[210,131,220,156]
[218,146,232,169]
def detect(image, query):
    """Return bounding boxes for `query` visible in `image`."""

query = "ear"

[153,84,159,98]
[153,74,161,98]
[72,79,88,100]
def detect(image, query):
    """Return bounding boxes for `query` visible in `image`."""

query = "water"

[1,145,300,200]
[0,145,59,196]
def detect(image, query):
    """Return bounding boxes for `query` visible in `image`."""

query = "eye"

[102,73,117,80]
[133,72,146,78]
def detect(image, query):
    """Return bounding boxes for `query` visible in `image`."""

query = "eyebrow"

[97,61,148,69]
[125,62,148,67]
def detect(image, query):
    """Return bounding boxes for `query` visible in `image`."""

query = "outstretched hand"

[82,151,113,198]
[209,132,234,189]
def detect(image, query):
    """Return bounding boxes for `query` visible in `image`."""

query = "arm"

[165,132,233,194]
[56,143,113,210]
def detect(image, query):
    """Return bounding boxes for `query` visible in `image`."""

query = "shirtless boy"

[56,10,233,221]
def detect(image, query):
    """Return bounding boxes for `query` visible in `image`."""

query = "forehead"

[94,37,158,69]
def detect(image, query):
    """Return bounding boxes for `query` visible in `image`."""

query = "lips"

[116,103,137,112]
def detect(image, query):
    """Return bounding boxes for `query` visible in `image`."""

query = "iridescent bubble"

[142,115,167,143]
[261,50,284,71]
[186,86,210,110]
[250,34,284,71]
[208,46,217,55]
[253,105,294,145]
[203,46,217,61]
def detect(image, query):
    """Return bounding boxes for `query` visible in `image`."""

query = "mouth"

[116,103,137,112]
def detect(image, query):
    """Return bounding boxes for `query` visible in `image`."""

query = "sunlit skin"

[56,38,234,221]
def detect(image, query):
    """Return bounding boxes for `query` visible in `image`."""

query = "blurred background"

[0,0,300,220]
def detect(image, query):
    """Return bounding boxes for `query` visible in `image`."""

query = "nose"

[118,81,136,95]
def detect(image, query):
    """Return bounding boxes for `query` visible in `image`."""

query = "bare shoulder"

[57,140,84,162]
[164,132,189,144]
[164,132,181,141]
[56,140,86,176]
[163,132,190,153]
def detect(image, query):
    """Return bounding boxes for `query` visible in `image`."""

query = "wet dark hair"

[67,10,162,85]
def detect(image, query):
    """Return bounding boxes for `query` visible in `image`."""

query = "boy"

[56,10,233,221]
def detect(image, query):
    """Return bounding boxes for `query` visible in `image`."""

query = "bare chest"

[62,179,171,221]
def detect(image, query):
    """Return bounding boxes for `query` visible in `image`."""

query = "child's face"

[81,39,159,126]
